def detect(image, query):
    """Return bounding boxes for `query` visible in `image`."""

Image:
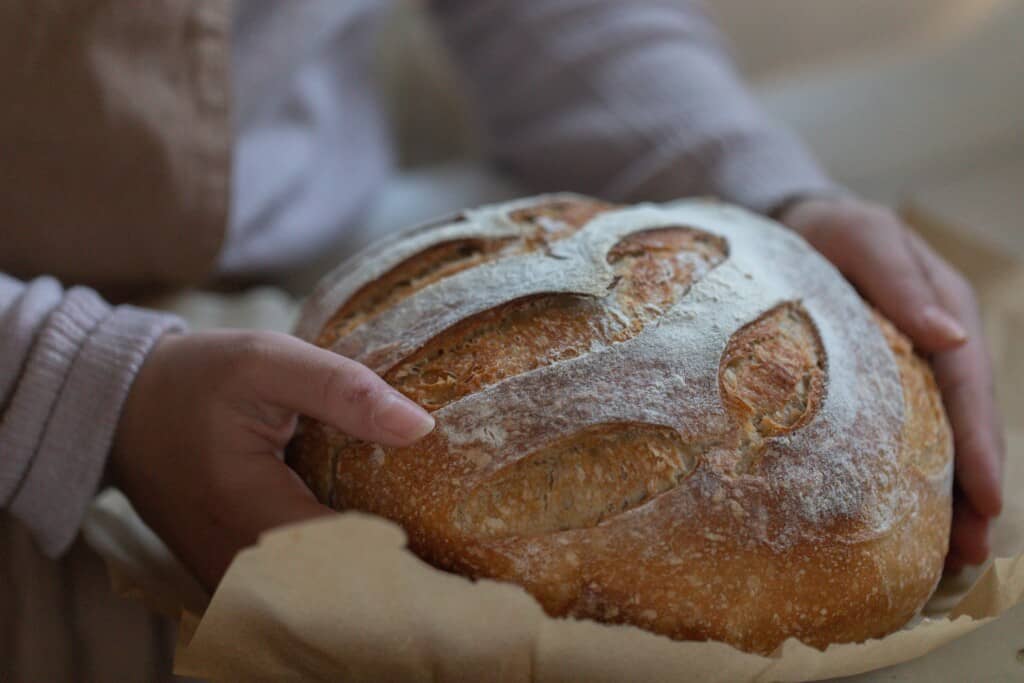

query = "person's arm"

[0,273,183,555]
[1,273,437,587]
[429,0,840,213]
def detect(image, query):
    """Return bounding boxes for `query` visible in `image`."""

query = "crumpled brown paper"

[82,227,1024,682]
[81,425,1024,683]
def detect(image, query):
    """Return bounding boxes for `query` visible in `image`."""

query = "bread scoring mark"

[453,423,698,538]
[386,226,728,411]
[316,237,514,347]
[605,227,729,323]
[316,198,615,347]
[387,293,617,411]
[719,301,826,439]
[509,198,618,246]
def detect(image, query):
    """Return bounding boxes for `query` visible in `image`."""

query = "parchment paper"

[82,426,1024,682]
[82,229,1024,682]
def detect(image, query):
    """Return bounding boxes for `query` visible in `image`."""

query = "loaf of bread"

[287,195,953,654]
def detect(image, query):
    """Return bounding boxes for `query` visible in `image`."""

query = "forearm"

[431,0,840,213]
[0,273,184,555]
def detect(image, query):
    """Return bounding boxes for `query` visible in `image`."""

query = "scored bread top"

[296,195,920,551]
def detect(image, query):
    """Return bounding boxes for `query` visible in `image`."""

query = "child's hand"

[780,196,1005,570]
[110,330,435,589]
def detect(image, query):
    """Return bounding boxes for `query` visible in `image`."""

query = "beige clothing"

[0,1,231,293]
[1,4,228,680]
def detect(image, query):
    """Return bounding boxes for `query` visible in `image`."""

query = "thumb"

[186,457,335,590]
[246,332,435,446]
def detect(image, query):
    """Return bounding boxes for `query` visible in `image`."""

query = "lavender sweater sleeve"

[0,274,184,556]
[430,0,841,213]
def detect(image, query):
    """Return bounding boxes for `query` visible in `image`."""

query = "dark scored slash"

[386,225,728,412]
[453,422,700,538]
[317,197,617,348]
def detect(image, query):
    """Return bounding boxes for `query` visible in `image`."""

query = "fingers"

[829,219,966,353]
[910,235,1005,519]
[241,332,435,447]
[934,347,1004,517]
[946,493,992,571]
[185,455,336,590]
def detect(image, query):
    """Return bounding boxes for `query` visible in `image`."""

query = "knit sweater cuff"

[7,292,184,556]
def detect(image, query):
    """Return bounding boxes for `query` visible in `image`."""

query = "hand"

[110,330,435,589]
[779,196,1005,571]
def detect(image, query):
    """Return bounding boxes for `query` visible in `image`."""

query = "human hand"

[110,330,435,589]
[779,196,1005,571]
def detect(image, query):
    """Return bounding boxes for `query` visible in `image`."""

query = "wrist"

[109,330,182,489]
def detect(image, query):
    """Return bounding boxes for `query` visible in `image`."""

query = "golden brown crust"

[286,196,953,655]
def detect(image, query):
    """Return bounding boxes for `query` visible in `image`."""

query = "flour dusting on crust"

[299,198,905,550]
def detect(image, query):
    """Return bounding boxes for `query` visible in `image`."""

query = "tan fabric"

[0,516,194,682]
[0,4,231,678]
[0,0,232,293]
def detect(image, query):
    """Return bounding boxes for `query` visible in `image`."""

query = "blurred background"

[387,0,1019,202]
[3,1,1021,680]
[385,0,1022,217]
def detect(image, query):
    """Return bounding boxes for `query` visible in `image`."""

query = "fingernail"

[922,305,968,344]
[374,392,435,442]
